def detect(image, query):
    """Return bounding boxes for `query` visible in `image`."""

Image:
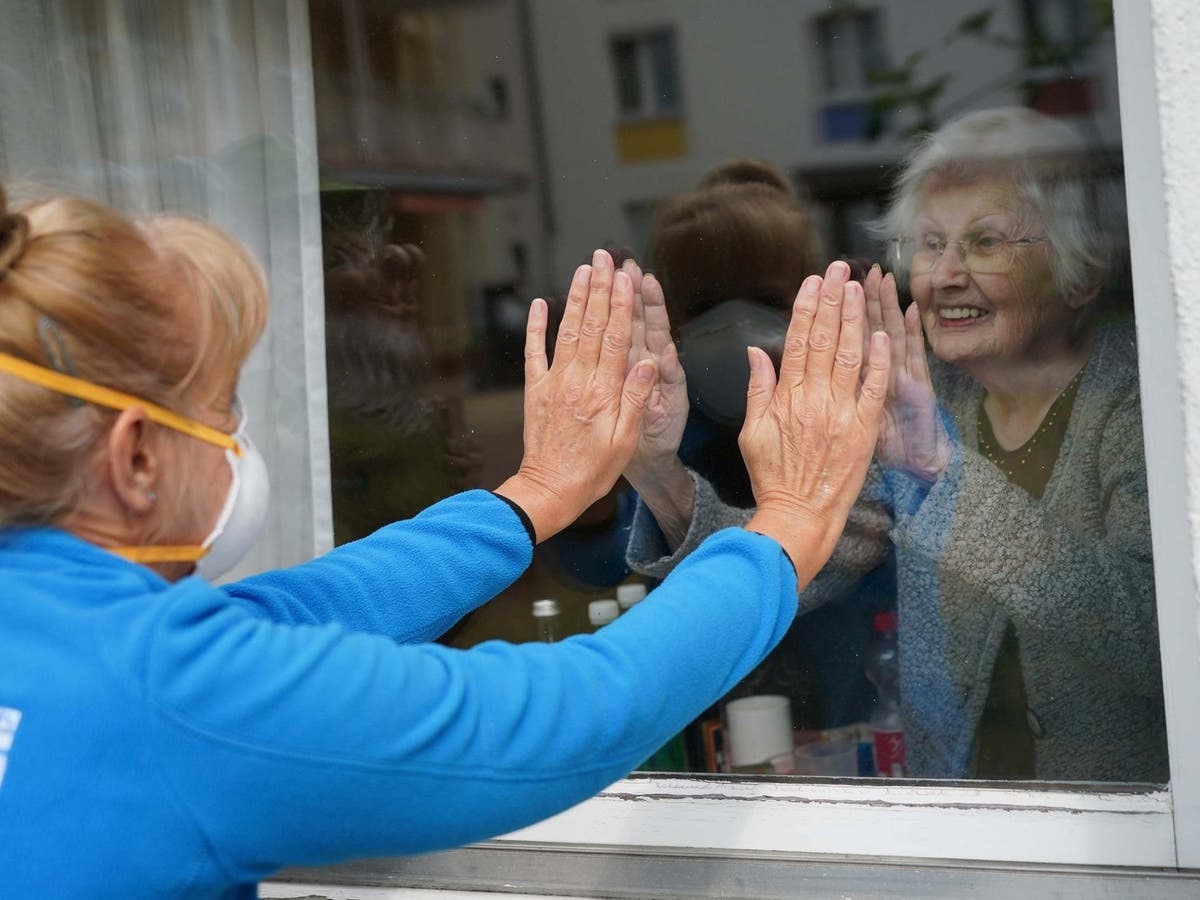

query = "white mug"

[724,694,793,768]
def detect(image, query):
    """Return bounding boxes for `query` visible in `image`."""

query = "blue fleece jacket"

[0,490,796,898]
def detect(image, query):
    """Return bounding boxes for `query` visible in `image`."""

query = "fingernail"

[802,274,822,292]
[747,347,760,370]
[574,265,591,286]
[871,263,881,272]
[593,249,611,270]
[614,270,630,290]
[830,260,850,279]
[636,361,655,382]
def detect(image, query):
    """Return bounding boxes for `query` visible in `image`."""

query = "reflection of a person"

[635,159,894,731]
[626,108,1166,781]
[323,228,479,541]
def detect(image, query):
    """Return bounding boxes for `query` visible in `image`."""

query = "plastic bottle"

[532,598,561,643]
[587,599,620,631]
[616,582,647,613]
[866,611,906,777]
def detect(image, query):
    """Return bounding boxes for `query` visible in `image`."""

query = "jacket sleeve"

[145,527,797,881]
[627,467,893,614]
[887,389,1160,695]
[218,490,533,643]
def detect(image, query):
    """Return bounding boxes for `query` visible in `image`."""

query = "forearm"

[624,455,696,551]
[224,490,532,641]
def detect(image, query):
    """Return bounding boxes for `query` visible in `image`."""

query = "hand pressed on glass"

[741,260,890,585]
[495,249,659,542]
[862,264,951,483]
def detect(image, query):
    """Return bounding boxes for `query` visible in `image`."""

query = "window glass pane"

[311,0,1161,787]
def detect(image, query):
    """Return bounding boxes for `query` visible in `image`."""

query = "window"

[609,28,682,119]
[3,0,1199,893]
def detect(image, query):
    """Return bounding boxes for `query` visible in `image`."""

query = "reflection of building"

[309,0,549,384]
[526,0,1124,275]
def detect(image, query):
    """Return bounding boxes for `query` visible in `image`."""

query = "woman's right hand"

[620,260,689,484]
[495,250,658,542]
[742,261,890,586]
[864,265,951,482]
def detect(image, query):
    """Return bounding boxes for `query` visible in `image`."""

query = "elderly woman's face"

[908,178,1067,368]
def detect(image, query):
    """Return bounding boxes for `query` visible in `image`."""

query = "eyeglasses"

[890,233,1048,275]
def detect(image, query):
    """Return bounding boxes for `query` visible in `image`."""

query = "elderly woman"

[0,184,888,896]
[626,107,1166,782]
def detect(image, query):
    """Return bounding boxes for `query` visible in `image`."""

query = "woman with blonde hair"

[0,184,888,896]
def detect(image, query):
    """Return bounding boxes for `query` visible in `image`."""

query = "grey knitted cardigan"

[627,319,1168,782]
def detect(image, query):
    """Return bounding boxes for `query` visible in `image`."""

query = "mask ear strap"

[0,351,242,456]
[108,545,208,564]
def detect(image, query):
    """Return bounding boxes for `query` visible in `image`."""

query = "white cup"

[724,694,793,768]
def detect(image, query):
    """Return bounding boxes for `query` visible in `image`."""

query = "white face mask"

[194,402,270,581]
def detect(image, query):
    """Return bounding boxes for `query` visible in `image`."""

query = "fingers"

[525,298,549,382]
[776,274,821,390]
[554,264,592,369]
[743,346,778,427]
[641,273,673,355]
[880,273,906,391]
[577,249,615,366]
[658,338,686,387]
[783,260,851,393]
[624,259,648,368]
[904,299,931,385]
[862,264,883,367]
[615,359,659,448]
[831,279,866,402]
[598,268,635,386]
[858,331,891,423]
[865,264,884,331]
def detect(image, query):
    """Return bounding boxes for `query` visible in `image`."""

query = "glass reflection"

[311,0,1163,782]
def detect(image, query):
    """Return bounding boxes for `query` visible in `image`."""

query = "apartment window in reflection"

[813,7,887,142]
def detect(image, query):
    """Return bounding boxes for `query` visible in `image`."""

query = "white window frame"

[476,0,1200,871]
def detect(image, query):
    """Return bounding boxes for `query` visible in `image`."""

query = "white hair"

[875,107,1109,301]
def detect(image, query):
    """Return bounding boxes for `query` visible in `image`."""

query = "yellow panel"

[615,118,688,163]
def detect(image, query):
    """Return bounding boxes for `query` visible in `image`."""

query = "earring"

[147,491,158,503]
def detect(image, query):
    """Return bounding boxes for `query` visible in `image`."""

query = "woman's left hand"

[496,250,659,542]
[865,265,951,482]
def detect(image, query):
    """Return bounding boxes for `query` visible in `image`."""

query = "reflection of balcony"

[316,80,525,188]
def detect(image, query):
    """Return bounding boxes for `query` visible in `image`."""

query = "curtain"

[0,0,333,577]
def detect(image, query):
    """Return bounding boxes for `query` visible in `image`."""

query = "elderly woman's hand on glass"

[863,264,952,482]
[495,249,658,542]
[741,261,890,584]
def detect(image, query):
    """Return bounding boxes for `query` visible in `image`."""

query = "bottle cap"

[616,583,647,610]
[532,598,560,618]
[588,599,620,627]
[873,611,898,633]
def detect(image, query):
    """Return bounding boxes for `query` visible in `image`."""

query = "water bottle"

[532,598,561,643]
[866,611,906,777]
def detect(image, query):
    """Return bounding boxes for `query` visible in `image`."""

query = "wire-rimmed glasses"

[889,232,1048,275]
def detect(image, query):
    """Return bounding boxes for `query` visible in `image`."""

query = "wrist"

[744,506,834,590]
[625,453,689,499]
[494,471,566,543]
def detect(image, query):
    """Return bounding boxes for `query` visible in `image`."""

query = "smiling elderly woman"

[0,183,892,897]
[625,107,1166,782]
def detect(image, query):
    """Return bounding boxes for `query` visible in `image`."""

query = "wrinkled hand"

[864,265,951,482]
[618,259,689,484]
[741,261,890,585]
[495,250,659,542]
